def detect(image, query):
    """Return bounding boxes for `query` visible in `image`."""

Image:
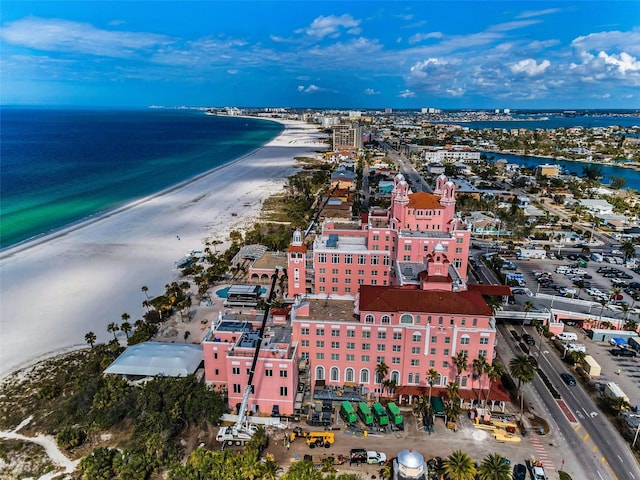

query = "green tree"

[141,285,149,299]
[452,350,468,385]
[581,164,603,182]
[477,453,512,480]
[443,450,477,480]
[522,301,534,325]
[121,321,132,339]
[376,360,389,399]
[78,447,117,480]
[509,354,536,419]
[621,239,636,262]
[281,460,323,480]
[484,361,505,406]
[472,355,489,394]
[107,322,119,341]
[426,368,439,407]
[184,330,191,343]
[85,331,97,349]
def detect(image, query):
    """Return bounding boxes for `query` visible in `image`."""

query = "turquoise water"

[0,108,283,248]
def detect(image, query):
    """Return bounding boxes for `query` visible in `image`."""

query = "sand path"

[0,119,326,378]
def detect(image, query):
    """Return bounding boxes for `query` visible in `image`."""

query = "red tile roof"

[407,192,443,209]
[358,285,492,316]
[467,284,512,297]
[288,244,307,253]
[396,381,510,402]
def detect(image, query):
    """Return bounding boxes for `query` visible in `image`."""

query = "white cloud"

[509,58,551,76]
[488,20,540,32]
[597,51,640,74]
[398,89,415,98]
[304,14,361,39]
[572,29,640,56]
[364,88,379,95]
[517,8,561,19]
[298,84,321,94]
[408,32,443,45]
[227,69,238,75]
[446,87,465,97]
[0,17,174,58]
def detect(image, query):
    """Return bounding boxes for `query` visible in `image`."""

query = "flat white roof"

[104,342,203,377]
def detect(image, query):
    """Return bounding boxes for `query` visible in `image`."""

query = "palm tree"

[107,322,119,341]
[375,361,389,399]
[443,450,477,480]
[184,330,191,343]
[574,279,586,299]
[620,239,636,262]
[426,368,439,406]
[85,331,96,349]
[121,321,132,339]
[509,354,535,419]
[477,453,512,480]
[624,319,639,333]
[472,355,489,398]
[452,350,468,385]
[121,312,130,326]
[522,301,534,326]
[141,285,149,299]
[597,298,609,329]
[484,361,505,407]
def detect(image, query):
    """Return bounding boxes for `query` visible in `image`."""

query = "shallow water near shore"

[0,108,283,248]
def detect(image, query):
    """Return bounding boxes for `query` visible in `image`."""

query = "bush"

[56,426,87,450]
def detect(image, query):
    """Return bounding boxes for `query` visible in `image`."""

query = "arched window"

[400,314,414,324]
[360,369,370,384]
[365,314,375,323]
[390,370,400,384]
[330,367,340,382]
[381,315,391,324]
[345,368,355,383]
[315,366,325,381]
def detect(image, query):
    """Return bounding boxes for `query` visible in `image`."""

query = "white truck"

[366,451,387,465]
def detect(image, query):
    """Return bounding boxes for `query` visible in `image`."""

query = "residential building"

[332,123,363,151]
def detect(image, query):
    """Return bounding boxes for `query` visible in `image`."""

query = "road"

[380,142,432,193]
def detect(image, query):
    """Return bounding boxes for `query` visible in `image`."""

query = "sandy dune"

[0,119,327,378]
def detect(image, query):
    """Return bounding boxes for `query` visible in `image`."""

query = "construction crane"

[216,266,285,447]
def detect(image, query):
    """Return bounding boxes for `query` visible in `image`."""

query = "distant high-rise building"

[385,108,393,114]
[504,108,511,114]
[332,123,363,151]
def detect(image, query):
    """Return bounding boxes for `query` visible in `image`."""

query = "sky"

[1,1,639,109]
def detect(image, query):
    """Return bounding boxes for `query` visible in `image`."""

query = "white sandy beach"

[0,119,327,378]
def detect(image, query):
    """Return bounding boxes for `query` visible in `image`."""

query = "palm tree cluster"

[439,450,512,480]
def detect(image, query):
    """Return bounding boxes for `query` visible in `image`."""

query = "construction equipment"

[215,267,284,447]
[290,427,334,448]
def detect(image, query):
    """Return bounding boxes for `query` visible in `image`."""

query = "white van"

[556,332,578,342]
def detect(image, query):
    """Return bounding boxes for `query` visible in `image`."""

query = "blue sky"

[1,1,639,109]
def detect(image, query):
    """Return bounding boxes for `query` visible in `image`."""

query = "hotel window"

[232,367,240,375]
[362,331,370,338]
[376,356,385,364]
[377,331,386,339]
[318,253,326,263]
[480,337,489,345]
[445,337,451,344]
[371,256,380,265]
[373,245,379,251]
[372,270,378,276]
[319,277,325,283]
[456,237,463,244]
[400,314,414,324]
[345,367,355,381]
[404,244,411,251]
[358,269,365,276]
[371,279,377,285]
[316,341,324,348]
[442,361,449,368]
[357,255,366,265]
[392,332,401,340]
[332,268,339,275]
[347,342,355,350]
[331,353,340,361]
[431,336,437,343]
[361,355,370,362]
[215,369,219,375]
[316,353,324,360]
[429,360,435,367]
[347,330,355,337]
[430,348,436,355]
[438,317,443,325]
[365,314,375,323]
[301,328,309,335]
[301,352,309,360]
[345,254,353,264]
[233,384,241,394]
[331,329,340,337]
[331,278,338,284]
[265,369,273,377]
[319,268,325,274]
[280,386,288,396]
[392,345,401,352]
[382,315,391,324]
[456,247,463,254]
[346,287,351,293]
[408,373,416,384]
[280,370,288,377]
[301,340,309,347]
[385,235,390,242]
[473,318,478,326]
[443,349,450,356]
[345,278,351,284]
[346,354,355,362]
[479,349,488,357]
[331,341,340,349]
[411,347,420,354]
[412,333,421,342]
[454,259,462,268]
[460,336,470,345]
[319,286,325,292]
[362,343,370,350]
[383,256,390,266]
[392,357,401,364]
[450,317,455,325]
[461,377,467,387]
[331,253,340,264]
[461,317,466,326]
[373,234,379,241]
[403,255,411,261]
[316,328,325,336]
[377,344,385,351]
[345,269,352,275]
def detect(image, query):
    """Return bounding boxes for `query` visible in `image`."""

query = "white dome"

[397,449,425,469]
[445,180,455,187]
[395,173,405,182]
[438,173,447,179]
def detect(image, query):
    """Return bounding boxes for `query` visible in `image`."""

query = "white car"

[366,451,387,465]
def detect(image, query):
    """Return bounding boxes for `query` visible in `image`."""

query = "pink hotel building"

[203,174,504,414]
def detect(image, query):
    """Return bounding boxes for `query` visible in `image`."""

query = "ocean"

[0,108,283,249]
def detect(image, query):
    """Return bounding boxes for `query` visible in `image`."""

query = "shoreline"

[0,118,327,379]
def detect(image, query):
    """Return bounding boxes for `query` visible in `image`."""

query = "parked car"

[522,333,535,346]
[366,451,387,465]
[560,372,577,386]
[513,463,527,480]
[611,348,637,357]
